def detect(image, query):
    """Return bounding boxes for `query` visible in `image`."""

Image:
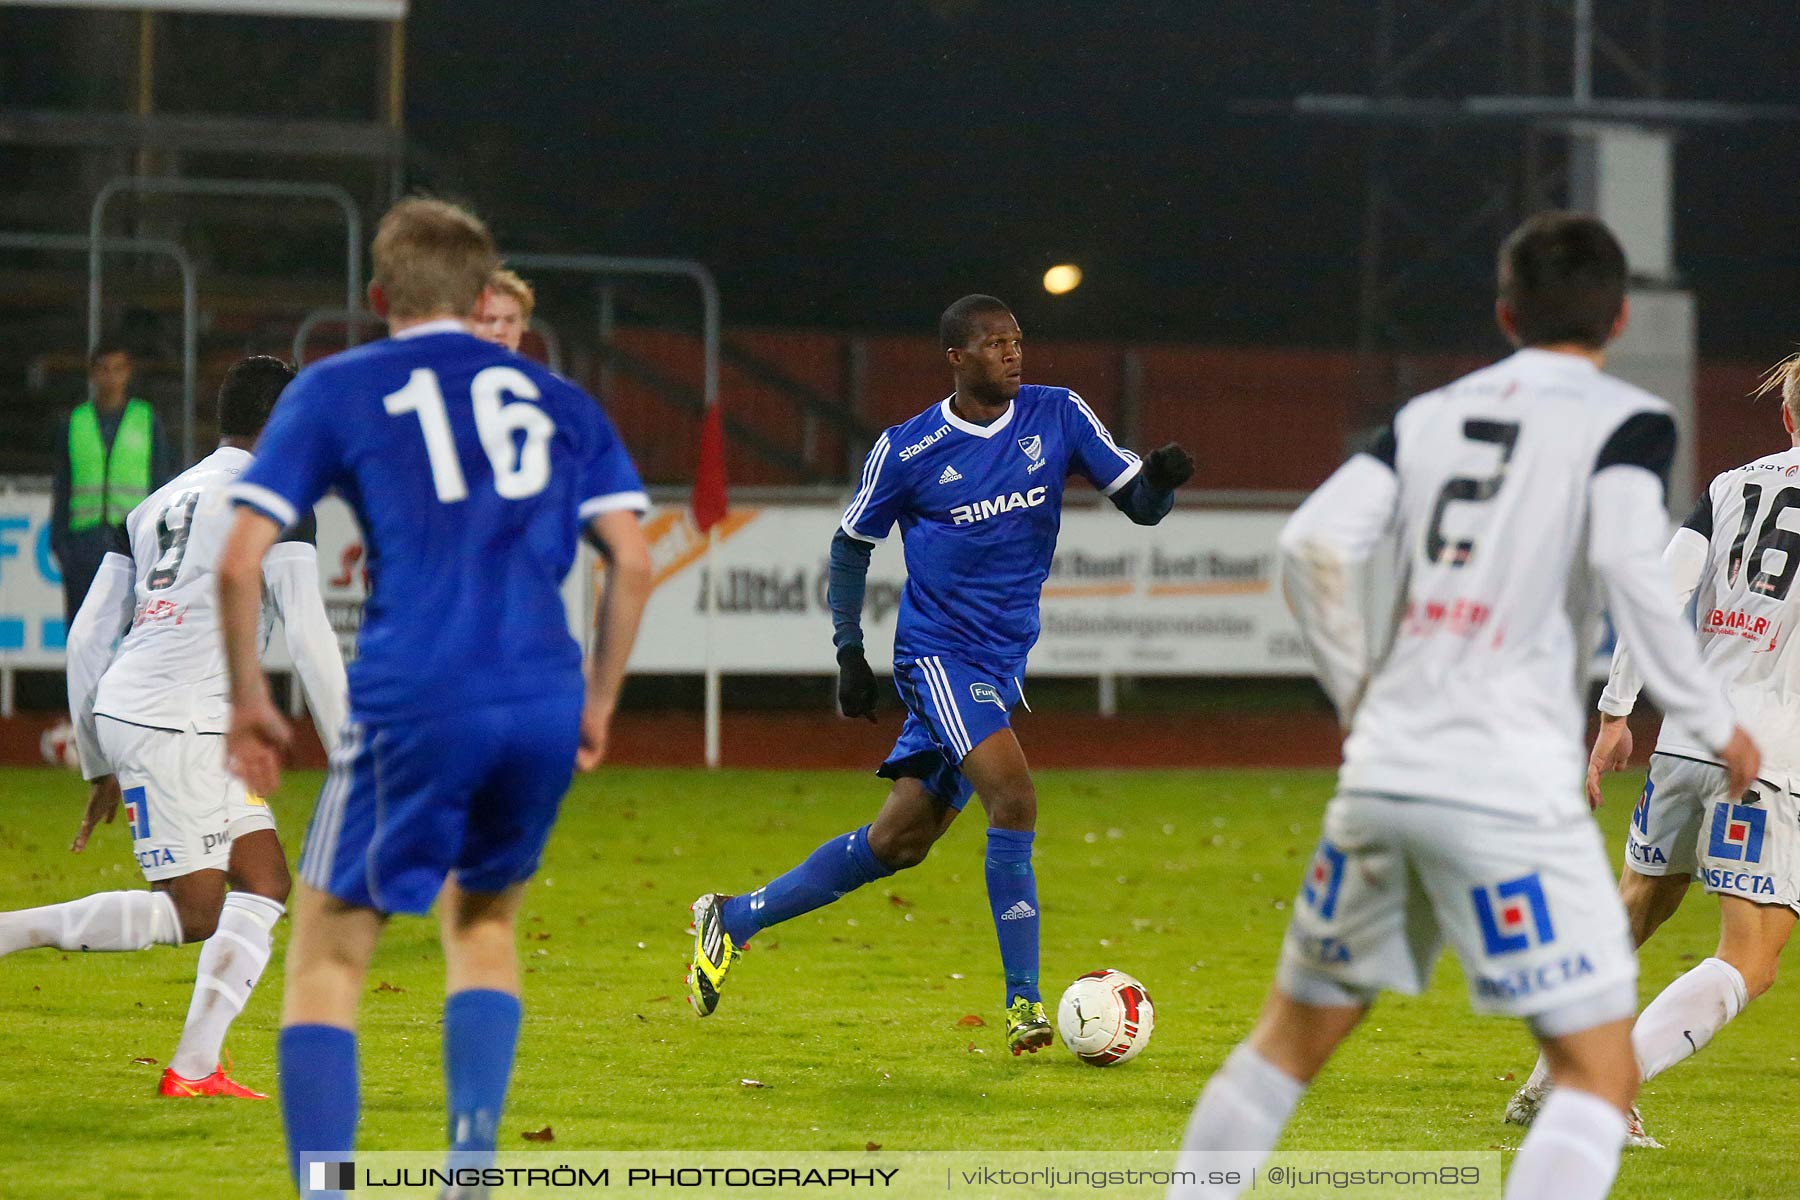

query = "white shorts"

[1631,754,1800,914]
[96,716,276,883]
[1277,791,1637,1033]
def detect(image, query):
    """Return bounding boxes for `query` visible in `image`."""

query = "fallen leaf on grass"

[132,1056,158,1066]
[740,1079,766,1088]
[887,894,913,908]
[1498,1073,1515,1082]
[956,1014,986,1027]
[865,1142,882,1151]
[374,981,405,993]
[967,1043,985,1054]
[530,932,551,941]
[648,995,672,1003]
[522,1126,555,1143]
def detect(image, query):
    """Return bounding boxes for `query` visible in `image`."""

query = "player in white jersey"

[1172,214,1757,1200]
[0,357,347,1099]
[1506,352,1800,1143]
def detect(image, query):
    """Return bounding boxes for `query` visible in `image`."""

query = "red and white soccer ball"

[1057,969,1155,1066]
[39,720,79,771]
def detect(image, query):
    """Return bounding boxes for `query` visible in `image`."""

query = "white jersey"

[65,446,347,780]
[1279,348,1735,822]
[1602,446,1800,784]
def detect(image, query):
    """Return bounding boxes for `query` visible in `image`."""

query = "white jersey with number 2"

[1279,348,1736,823]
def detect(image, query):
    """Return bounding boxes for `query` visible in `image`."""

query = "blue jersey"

[841,385,1140,674]
[229,321,646,720]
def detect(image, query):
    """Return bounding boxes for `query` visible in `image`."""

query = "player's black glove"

[837,644,878,722]
[1144,443,1196,492]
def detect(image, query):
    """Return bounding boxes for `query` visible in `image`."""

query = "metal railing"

[2,231,198,461]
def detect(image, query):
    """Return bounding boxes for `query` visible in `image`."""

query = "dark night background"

[2,1,1799,357]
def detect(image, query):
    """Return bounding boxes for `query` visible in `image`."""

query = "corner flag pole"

[693,402,728,769]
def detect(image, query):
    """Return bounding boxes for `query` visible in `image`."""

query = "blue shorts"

[298,692,583,915]
[878,655,1024,810]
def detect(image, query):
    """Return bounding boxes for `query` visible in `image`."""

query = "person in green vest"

[50,341,177,624]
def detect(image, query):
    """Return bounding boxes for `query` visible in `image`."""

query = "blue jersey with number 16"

[228,320,647,720]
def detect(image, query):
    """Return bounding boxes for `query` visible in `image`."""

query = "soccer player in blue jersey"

[689,294,1194,1052]
[213,199,653,1194]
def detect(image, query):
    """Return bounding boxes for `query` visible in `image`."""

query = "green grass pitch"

[0,764,1793,1197]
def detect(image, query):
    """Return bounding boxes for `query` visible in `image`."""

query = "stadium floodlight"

[1043,264,1083,295]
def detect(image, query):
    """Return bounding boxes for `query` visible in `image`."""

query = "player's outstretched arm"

[579,508,653,772]
[827,530,877,721]
[217,508,291,796]
[263,542,349,754]
[1589,436,1753,788]
[64,549,134,783]
[1109,443,1195,526]
[1277,449,1400,725]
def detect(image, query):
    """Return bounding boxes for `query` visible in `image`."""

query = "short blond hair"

[487,267,536,322]
[1755,351,1800,425]
[371,198,497,322]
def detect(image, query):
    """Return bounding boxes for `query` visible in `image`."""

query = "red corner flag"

[692,403,728,533]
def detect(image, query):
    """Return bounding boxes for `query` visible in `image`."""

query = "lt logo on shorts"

[1631,779,1654,836]
[1709,802,1766,862]
[1472,873,1555,956]
[1301,840,1347,920]
[123,786,151,840]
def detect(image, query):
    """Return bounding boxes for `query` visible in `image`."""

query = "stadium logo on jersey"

[968,682,1005,709]
[123,786,150,840]
[1631,779,1653,836]
[898,424,952,461]
[1708,801,1766,863]
[949,486,1048,526]
[1471,873,1555,956]
[938,465,963,485]
[1301,840,1347,920]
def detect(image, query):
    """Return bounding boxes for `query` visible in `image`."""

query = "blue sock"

[279,1024,358,1196]
[444,989,522,1168]
[985,827,1041,1007]
[721,824,895,945]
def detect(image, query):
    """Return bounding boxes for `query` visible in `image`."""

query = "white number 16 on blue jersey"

[383,366,555,502]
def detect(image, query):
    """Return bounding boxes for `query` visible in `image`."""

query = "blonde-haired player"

[473,267,534,353]
[1507,351,1800,1144]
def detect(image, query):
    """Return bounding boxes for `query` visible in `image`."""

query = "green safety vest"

[68,399,154,531]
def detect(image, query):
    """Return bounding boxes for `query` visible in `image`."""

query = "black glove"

[836,644,878,722]
[1144,443,1196,492]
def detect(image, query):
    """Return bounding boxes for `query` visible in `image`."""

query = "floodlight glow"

[1043,264,1083,295]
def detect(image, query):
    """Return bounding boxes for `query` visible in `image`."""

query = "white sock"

[0,890,180,955]
[1504,1088,1626,1200]
[169,893,284,1081]
[1523,1052,1552,1093]
[1632,956,1748,1082]
[1172,1042,1306,1199]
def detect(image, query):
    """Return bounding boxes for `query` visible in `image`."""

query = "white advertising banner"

[2,1,406,18]
[0,491,1311,678]
[626,504,1310,676]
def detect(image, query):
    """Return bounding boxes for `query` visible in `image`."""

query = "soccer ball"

[40,720,79,770]
[1057,969,1155,1066]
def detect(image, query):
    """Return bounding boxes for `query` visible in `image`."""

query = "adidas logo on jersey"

[938,465,963,484]
[1000,900,1037,921]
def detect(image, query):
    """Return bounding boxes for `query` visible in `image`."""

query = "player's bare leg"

[1172,987,1365,1199]
[957,729,1051,1053]
[1508,865,1689,1129]
[278,882,385,1188]
[157,833,291,1097]
[1630,895,1794,1091]
[439,880,528,1178]
[1505,1018,1638,1198]
[690,778,953,1016]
